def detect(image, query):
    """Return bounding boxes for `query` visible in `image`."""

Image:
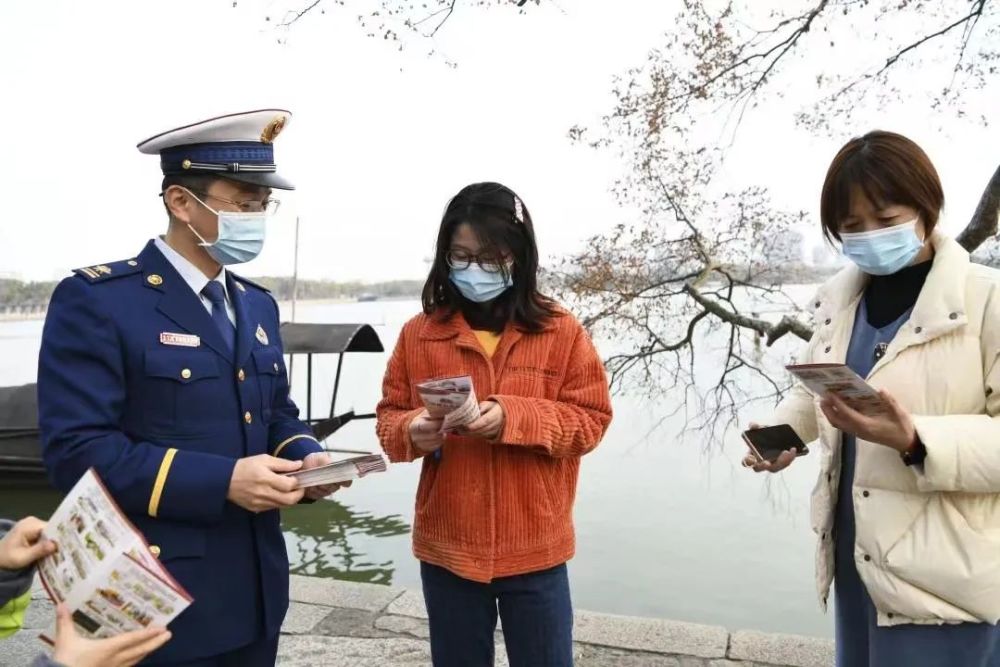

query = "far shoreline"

[0,295,422,324]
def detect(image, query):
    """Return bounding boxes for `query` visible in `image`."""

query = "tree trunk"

[956,162,1000,253]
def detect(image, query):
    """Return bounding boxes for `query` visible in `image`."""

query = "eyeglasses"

[194,191,281,215]
[446,250,512,273]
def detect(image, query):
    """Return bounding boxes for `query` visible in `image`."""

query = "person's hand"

[820,389,916,452]
[0,516,56,570]
[461,401,506,441]
[227,454,305,513]
[741,423,798,473]
[409,411,445,453]
[52,604,172,667]
[300,452,352,501]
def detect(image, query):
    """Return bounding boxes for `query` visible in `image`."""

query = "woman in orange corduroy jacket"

[376,182,612,667]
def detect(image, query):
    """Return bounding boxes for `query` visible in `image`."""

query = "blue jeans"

[420,561,574,667]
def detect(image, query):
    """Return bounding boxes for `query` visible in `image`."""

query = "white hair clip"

[513,195,524,224]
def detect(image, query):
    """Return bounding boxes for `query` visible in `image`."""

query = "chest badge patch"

[255,324,269,346]
[160,332,201,348]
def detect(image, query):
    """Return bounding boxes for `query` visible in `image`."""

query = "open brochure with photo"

[284,454,388,488]
[416,375,481,433]
[36,469,192,644]
[785,363,889,416]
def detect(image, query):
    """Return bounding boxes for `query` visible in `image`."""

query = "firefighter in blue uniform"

[37,109,346,666]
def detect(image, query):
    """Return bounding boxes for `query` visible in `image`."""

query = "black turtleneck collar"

[458,292,512,333]
[863,259,933,329]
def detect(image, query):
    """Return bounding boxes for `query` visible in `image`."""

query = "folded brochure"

[284,453,387,488]
[36,469,192,644]
[785,363,888,416]
[415,375,481,432]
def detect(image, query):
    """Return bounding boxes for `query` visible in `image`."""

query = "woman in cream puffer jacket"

[746,131,1000,666]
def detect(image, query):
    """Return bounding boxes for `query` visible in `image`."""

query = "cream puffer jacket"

[772,231,1000,627]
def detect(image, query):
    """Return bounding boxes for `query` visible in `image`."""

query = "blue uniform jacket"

[37,240,323,663]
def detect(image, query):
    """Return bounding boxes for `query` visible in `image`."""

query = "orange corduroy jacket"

[376,308,613,583]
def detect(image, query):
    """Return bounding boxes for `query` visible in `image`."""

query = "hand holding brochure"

[416,375,481,432]
[785,363,889,416]
[36,469,192,644]
[284,454,387,488]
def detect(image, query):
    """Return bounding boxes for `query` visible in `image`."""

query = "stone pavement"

[1,575,834,666]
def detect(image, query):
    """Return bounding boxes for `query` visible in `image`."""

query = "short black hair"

[160,174,220,197]
[160,174,220,215]
[421,182,560,332]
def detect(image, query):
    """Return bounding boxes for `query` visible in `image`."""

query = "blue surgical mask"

[450,264,513,303]
[187,191,268,265]
[841,219,924,276]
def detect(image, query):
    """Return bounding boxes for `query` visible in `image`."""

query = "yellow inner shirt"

[473,330,502,358]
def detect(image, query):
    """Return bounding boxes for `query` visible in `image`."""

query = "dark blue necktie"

[202,281,235,355]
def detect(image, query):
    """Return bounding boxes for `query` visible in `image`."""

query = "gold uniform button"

[238,369,246,382]
[127,260,138,267]
[273,362,279,372]
[146,274,163,286]
[244,411,252,424]
[180,368,192,380]
[149,545,161,558]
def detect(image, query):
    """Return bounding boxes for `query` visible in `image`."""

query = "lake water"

[0,297,831,638]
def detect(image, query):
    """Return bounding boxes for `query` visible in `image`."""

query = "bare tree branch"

[683,282,812,345]
[727,1,826,89]
[278,0,323,27]
[269,0,542,37]
[880,0,988,73]
[428,1,458,37]
[767,315,815,346]
[731,1,829,105]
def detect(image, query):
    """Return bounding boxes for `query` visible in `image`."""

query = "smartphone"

[742,424,809,463]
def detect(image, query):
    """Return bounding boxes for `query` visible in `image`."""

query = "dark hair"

[160,174,220,215]
[161,174,219,193]
[421,182,560,332]
[820,130,944,243]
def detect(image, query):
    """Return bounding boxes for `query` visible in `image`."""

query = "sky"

[0,0,997,283]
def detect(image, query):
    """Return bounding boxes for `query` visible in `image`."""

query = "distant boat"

[357,293,379,302]
[0,383,45,482]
